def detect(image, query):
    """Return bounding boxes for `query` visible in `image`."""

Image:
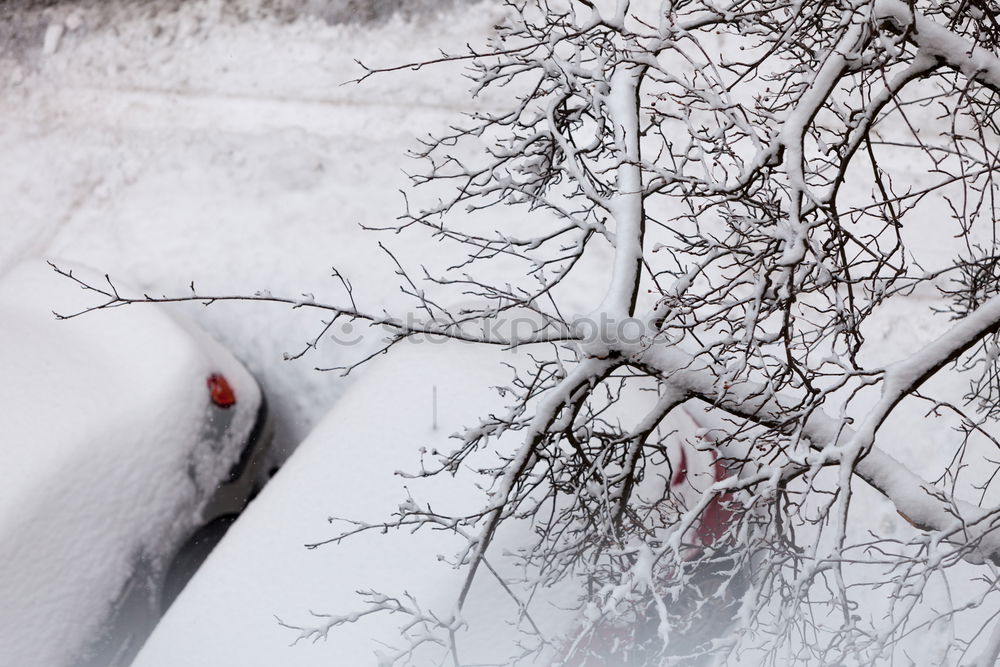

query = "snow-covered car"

[560,412,747,667]
[132,341,579,667]
[0,260,274,667]
[130,340,736,667]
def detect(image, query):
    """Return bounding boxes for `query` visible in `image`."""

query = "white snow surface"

[0,259,260,667]
[2,1,998,664]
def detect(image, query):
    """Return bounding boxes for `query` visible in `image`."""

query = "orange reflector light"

[207,373,236,408]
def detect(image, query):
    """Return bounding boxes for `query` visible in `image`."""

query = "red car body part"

[691,451,735,548]
[559,407,740,667]
[672,408,737,554]
[672,445,688,487]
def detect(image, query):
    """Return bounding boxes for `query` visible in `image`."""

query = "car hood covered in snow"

[0,259,260,667]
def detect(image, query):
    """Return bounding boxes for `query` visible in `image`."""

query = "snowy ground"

[0,0,513,461]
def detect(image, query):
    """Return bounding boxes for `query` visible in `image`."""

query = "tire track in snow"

[35,83,496,136]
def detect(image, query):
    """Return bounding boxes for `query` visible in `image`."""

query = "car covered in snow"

[132,341,576,667]
[130,340,738,667]
[0,259,273,667]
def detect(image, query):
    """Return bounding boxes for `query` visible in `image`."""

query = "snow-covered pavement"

[0,0,506,459]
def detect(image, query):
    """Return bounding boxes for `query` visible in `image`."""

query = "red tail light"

[207,373,236,408]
